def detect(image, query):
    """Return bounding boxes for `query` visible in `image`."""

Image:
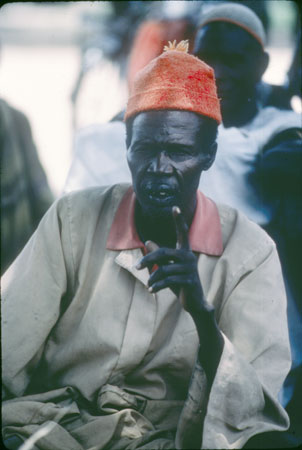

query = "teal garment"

[0,99,54,274]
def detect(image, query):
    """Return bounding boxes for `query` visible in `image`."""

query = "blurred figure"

[127,17,196,90]
[287,29,301,101]
[193,2,302,446]
[200,0,269,31]
[0,99,54,275]
[233,0,269,31]
[200,0,301,111]
[258,29,302,110]
[193,2,301,218]
[64,120,130,193]
[71,1,153,130]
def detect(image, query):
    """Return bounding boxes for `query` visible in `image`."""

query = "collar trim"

[106,186,223,256]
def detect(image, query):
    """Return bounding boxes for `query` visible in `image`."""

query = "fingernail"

[175,206,181,214]
[148,286,153,293]
[135,262,142,270]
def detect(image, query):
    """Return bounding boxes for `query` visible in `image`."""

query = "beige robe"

[2,183,291,449]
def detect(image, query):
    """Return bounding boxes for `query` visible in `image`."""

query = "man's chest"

[42,248,200,399]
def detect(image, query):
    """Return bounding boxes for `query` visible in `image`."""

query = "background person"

[193,2,302,444]
[0,98,54,275]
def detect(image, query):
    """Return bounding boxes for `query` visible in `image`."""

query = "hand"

[137,206,224,379]
[136,206,209,315]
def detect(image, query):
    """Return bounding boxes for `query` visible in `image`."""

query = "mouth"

[144,183,178,206]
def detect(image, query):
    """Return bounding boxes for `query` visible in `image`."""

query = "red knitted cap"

[125,40,222,123]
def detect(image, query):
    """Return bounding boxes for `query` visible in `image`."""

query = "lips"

[144,183,178,206]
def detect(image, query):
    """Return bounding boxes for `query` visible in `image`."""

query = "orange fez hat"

[125,40,222,123]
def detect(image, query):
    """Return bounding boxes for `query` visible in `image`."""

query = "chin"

[143,202,174,220]
[138,197,177,223]
[221,98,235,112]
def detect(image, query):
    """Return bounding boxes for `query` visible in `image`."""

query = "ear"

[203,142,217,171]
[258,51,269,80]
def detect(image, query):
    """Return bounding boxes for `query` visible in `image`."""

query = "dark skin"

[193,22,269,128]
[127,110,224,385]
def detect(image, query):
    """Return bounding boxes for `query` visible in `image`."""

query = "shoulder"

[0,99,31,132]
[252,106,301,129]
[243,106,301,146]
[216,202,275,267]
[75,121,126,151]
[41,184,131,271]
[264,127,302,153]
[54,183,131,227]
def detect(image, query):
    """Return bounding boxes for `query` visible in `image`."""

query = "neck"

[222,96,259,128]
[135,198,197,248]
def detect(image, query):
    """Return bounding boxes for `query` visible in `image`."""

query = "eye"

[168,145,194,157]
[133,147,145,154]
[131,144,152,155]
[171,150,189,157]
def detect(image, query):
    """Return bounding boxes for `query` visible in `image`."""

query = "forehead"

[131,110,203,145]
[195,22,256,56]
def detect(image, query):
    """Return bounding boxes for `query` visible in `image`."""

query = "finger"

[145,240,159,253]
[148,275,191,293]
[136,240,159,270]
[148,263,194,286]
[172,206,190,250]
[136,248,189,269]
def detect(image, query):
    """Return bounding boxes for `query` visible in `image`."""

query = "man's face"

[127,110,216,220]
[194,22,264,115]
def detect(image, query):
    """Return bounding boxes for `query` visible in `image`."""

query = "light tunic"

[64,121,130,193]
[2,183,291,449]
[199,106,301,226]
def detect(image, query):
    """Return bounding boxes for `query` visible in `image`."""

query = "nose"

[147,151,174,174]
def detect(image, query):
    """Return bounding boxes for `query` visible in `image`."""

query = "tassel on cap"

[163,39,189,53]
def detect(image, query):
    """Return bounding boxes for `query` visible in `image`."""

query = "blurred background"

[0,0,301,196]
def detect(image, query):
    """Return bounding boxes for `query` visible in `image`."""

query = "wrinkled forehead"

[131,110,204,144]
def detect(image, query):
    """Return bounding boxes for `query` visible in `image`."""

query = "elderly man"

[2,42,290,450]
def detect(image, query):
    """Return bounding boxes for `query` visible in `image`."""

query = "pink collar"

[106,187,223,256]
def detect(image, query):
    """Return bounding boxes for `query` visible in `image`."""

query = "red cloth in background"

[127,20,196,91]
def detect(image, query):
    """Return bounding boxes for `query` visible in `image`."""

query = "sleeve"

[1,196,75,398]
[259,129,302,244]
[14,107,54,220]
[259,128,302,196]
[176,239,291,449]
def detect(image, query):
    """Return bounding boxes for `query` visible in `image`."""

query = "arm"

[259,128,302,197]
[14,107,54,221]
[200,239,290,449]
[2,197,74,398]
[259,127,302,287]
[137,207,224,388]
[136,207,224,448]
[137,208,291,449]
